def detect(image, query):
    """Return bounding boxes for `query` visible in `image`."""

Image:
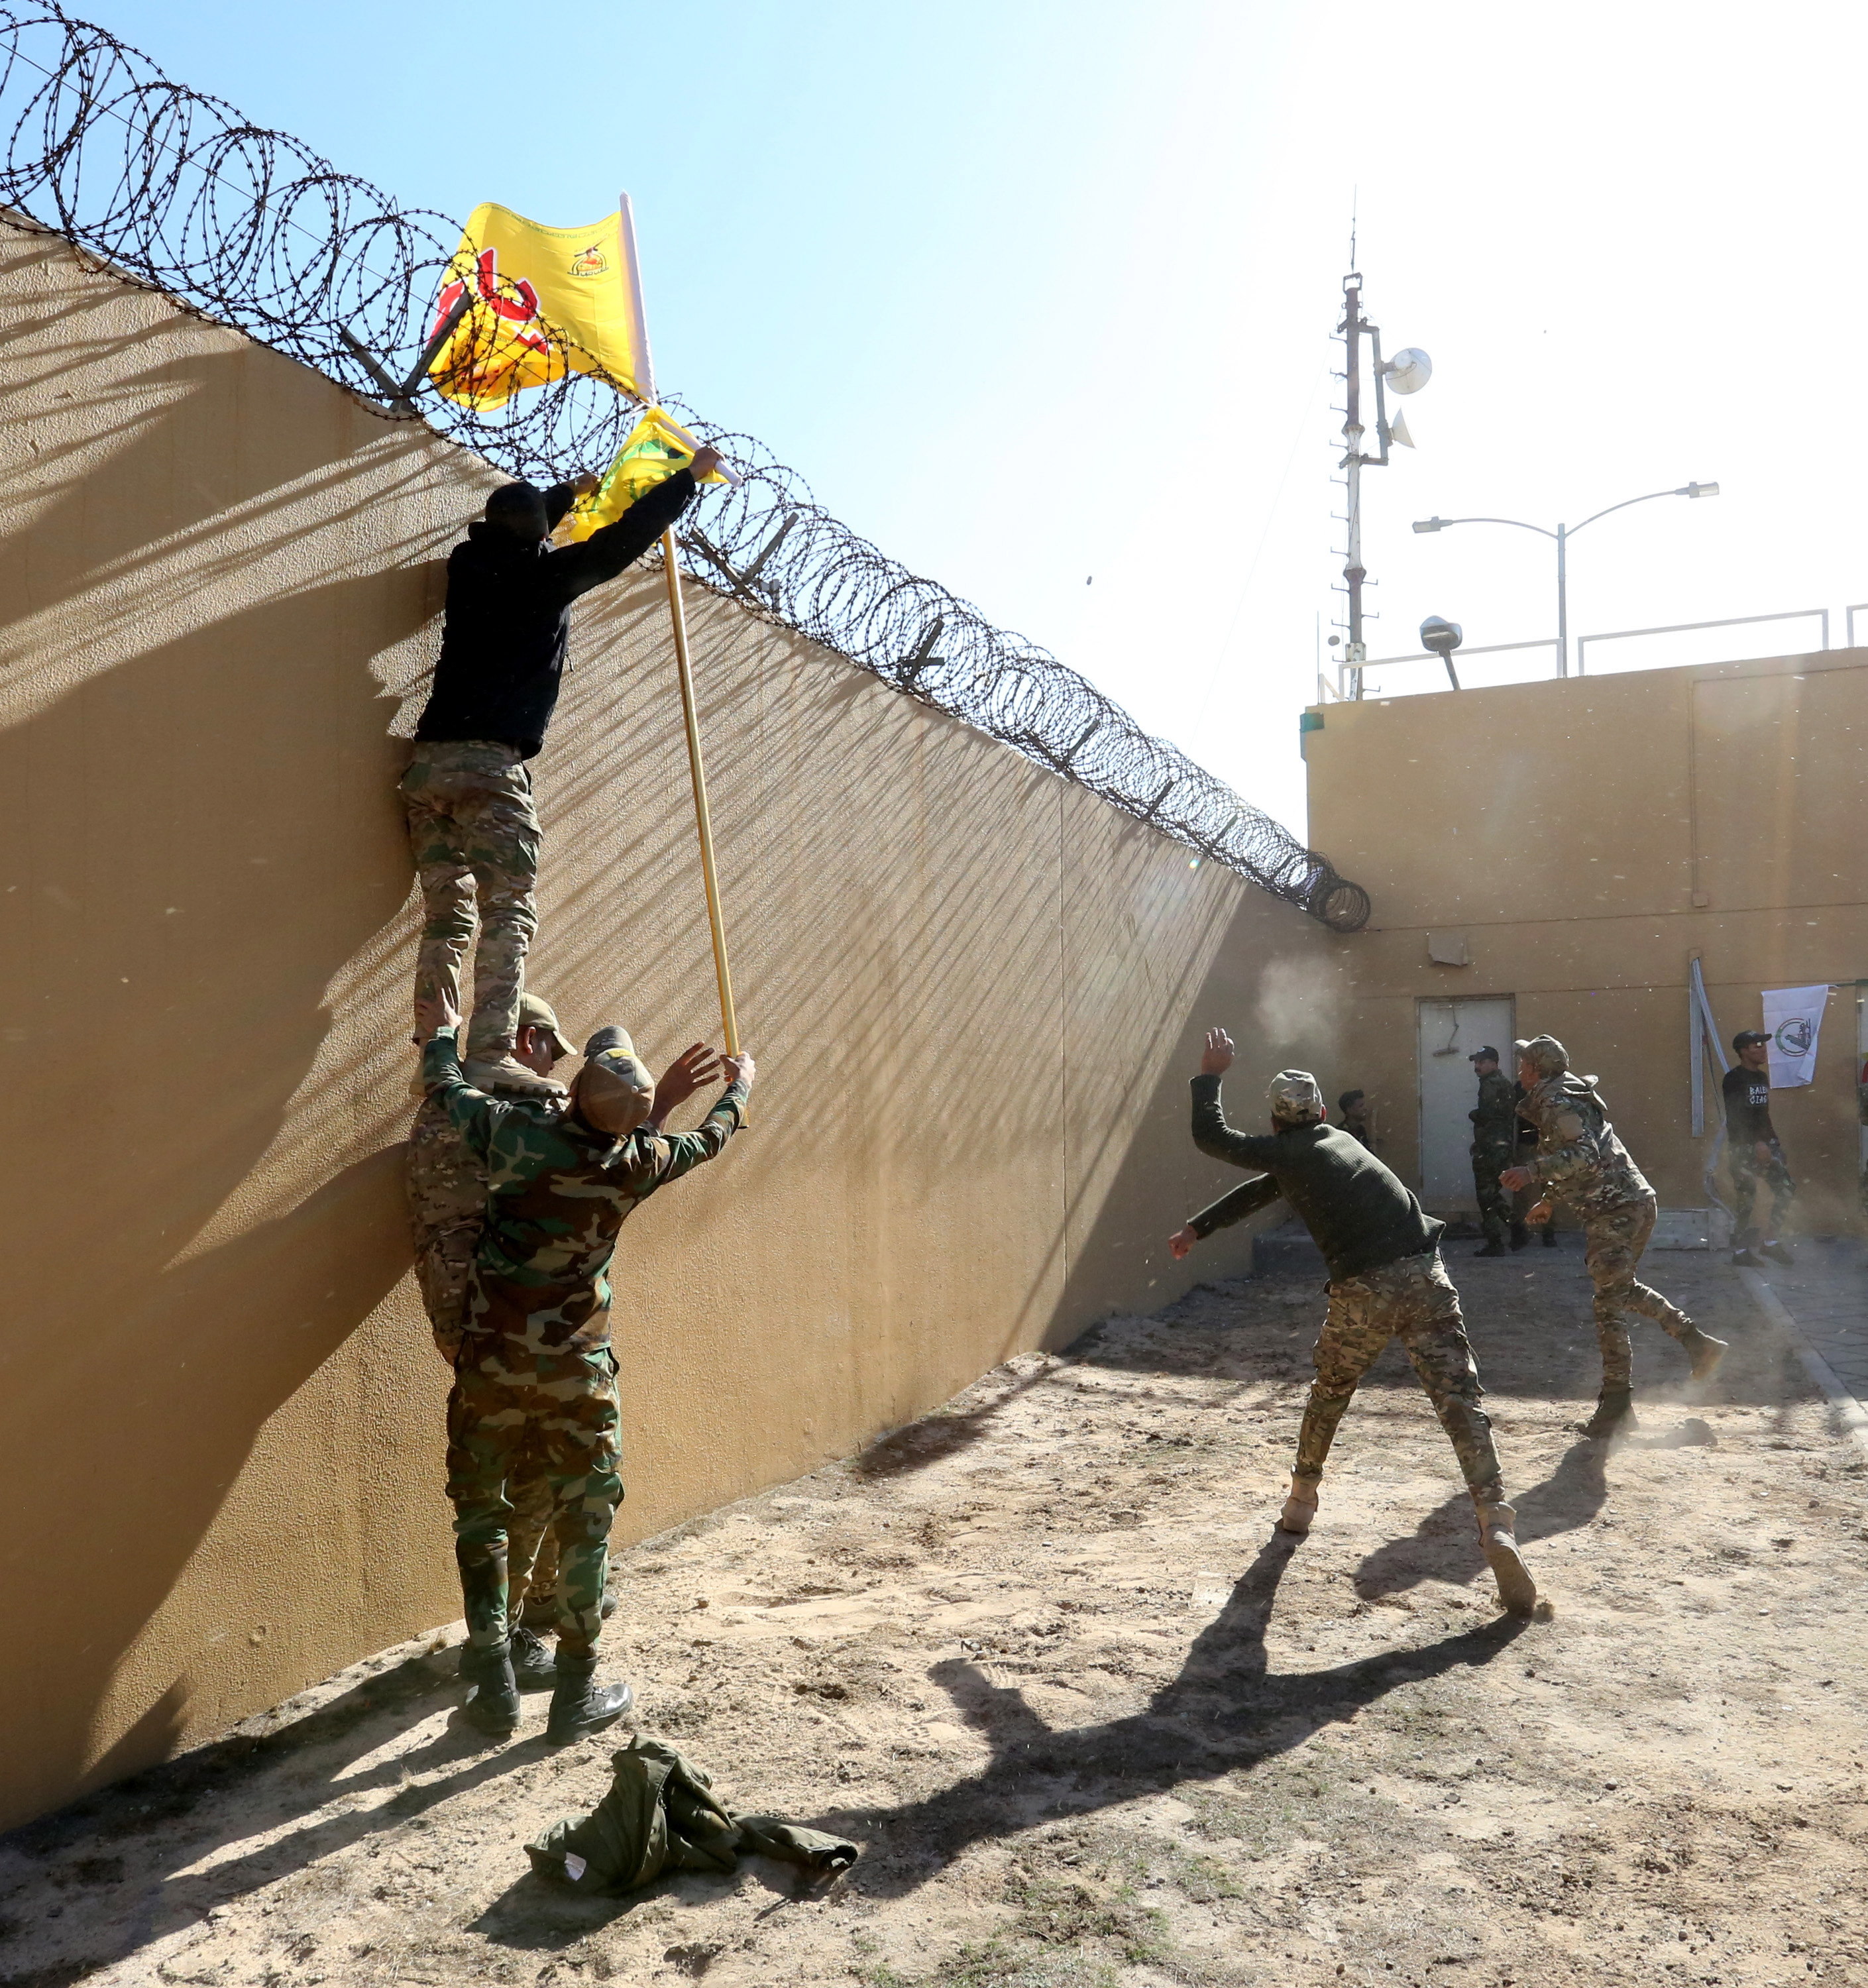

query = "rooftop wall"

[1305,651,1868,1227]
[0,222,1339,1828]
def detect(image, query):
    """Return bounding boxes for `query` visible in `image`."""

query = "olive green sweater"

[1187,1074,1444,1282]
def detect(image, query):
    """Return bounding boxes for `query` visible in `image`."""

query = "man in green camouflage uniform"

[1168,1031,1536,1616]
[1501,1033,1726,1436]
[1467,1047,1517,1258]
[408,989,577,1679]
[417,994,750,1741]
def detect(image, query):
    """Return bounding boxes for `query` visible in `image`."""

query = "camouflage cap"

[517,991,574,1060]
[1268,1069,1325,1123]
[1514,1034,1569,1077]
[575,1025,656,1137]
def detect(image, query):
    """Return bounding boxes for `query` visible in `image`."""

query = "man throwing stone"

[1167,1028,1535,1616]
[402,449,720,1093]
[416,991,751,1742]
[1500,1033,1726,1436]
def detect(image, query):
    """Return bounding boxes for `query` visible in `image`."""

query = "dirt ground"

[6,1242,1868,1988]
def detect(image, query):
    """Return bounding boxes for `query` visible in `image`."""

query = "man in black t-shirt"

[400,453,718,1093]
[1724,1030,1795,1268]
[1168,1028,1536,1616]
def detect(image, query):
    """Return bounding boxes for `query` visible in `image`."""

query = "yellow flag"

[559,408,729,542]
[427,203,648,409]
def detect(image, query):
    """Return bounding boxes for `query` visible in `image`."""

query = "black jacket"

[1187,1074,1444,1283]
[413,469,697,759]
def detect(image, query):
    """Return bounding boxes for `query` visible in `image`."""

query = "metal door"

[1417,997,1517,1208]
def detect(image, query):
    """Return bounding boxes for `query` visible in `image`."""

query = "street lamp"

[1411,482,1719,676]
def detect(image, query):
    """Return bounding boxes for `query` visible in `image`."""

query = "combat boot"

[1510,1221,1529,1252]
[1473,1240,1508,1258]
[546,1653,634,1745]
[1540,1227,1557,1247]
[458,1641,520,1737]
[1277,1474,1319,1535]
[510,1626,557,1691]
[1581,1388,1636,1438]
[1474,1502,1537,1616]
[1684,1325,1728,1381]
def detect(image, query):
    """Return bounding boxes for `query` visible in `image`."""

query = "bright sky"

[82,0,1868,836]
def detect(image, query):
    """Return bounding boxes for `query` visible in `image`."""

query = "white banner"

[1761,983,1830,1088]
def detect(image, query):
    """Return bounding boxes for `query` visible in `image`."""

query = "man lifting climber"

[1168,1028,1537,1617]
[415,989,751,1743]
[402,447,721,1092]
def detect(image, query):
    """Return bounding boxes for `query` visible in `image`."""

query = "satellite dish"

[1388,410,1415,449]
[1384,347,1433,394]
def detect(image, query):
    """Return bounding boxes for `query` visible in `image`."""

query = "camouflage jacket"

[1469,1069,1518,1150]
[421,1026,748,1356]
[1514,1070,1651,1217]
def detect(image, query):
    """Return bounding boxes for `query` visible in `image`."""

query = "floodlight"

[1679,480,1720,498]
[1412,516,1446,533]
[1419,616,1462,656]
[1383,347,1433,394]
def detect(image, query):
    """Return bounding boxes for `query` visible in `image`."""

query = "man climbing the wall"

[1724,1030,1796,1268]
[406,990,726,1687]
[1166,1029,1537,1618]
[415,989,751,1743]
[1466,1046,1517,1258]
[402,445,722,1092]
[1501,1034,1726,1437]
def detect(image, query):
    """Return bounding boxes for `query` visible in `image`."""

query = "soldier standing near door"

[1466,1048,1517,1258]
[1724,1030,1796,1268]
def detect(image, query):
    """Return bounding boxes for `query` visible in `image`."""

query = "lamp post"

[1411,482,1719,676]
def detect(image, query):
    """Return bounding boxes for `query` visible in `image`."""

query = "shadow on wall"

[0,249,452,1816]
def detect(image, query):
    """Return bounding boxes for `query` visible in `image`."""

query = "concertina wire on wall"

[0,4,1370,932]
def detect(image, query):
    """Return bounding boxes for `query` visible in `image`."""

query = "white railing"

[1327,604,1853,702]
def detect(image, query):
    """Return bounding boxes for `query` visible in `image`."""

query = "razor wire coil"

[0,3,1369,932]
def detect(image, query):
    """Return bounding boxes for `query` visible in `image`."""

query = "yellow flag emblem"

[559,408,729,543]
[427,203,647,409]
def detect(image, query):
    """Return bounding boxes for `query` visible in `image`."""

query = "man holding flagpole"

[401,445,720,1090]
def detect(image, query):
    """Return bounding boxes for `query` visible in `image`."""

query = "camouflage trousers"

[400,741,540,1058]
[1471,1141,1515,1242]
[1730,1144,1796,1251]
[1295,1250,1504,1505]
[1582,1193,1693,1392]
[445,1343,620,1659]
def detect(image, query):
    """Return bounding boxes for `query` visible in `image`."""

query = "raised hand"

[1199,1027,1235,1077]
[654,1042,724,1116]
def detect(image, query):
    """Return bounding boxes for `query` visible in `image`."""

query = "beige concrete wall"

[0,223,1336,1828]
[1305,652,1868,1228]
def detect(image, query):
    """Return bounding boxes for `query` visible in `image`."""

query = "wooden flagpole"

[618,193,741,1056]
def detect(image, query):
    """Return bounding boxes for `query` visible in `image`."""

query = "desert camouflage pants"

[1295,1250,1504,1504]
[1582,1193,1693,1392]
[445,1345,619,1658]
[1471,1141,1515,1243]
[400,740,540,1058]
[408,1105,561,1608]
[1730,1144,1796,1252]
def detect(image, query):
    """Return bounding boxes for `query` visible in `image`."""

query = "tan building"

[1305,649,1868,1234]
[0,222,1335,1828]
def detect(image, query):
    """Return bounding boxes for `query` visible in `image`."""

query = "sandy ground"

[5,1242,1868,1988]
